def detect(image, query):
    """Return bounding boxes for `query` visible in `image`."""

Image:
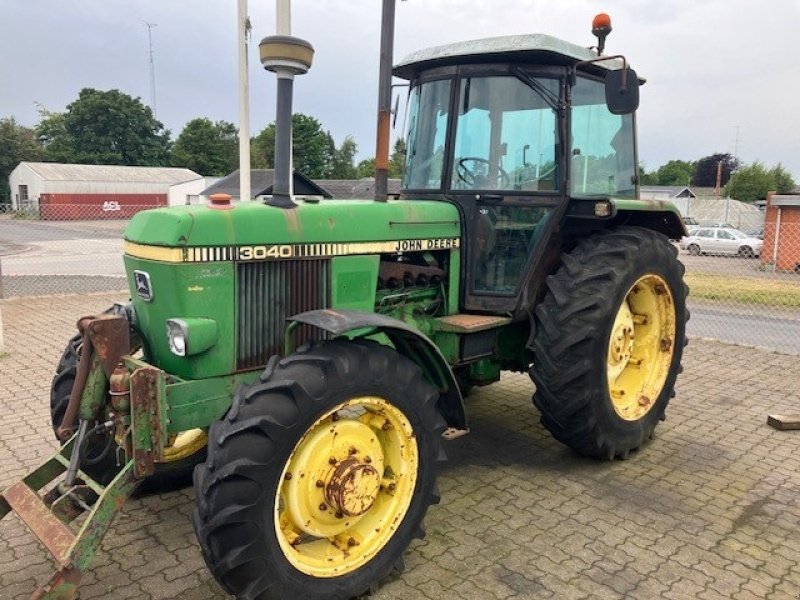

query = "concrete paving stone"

[707,575,747,599]
[140,571,205,598]
[731,590,765,600]
[624,575,672,598]
[582,561,643,597]
[740,579,775,598]
[663,578,709,599]
[537,575,592,600]
[759,553,797,581]
[622,546,666,578]
[571,574,627,600]
[773,577,800,598]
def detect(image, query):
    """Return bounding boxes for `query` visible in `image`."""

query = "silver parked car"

[679,227,763,258]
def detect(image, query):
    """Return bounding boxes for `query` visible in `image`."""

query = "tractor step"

[442,427,470,440]
[0,437,140,600]
[434,314,512,333]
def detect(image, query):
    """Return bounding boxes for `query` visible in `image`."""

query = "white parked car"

[679,227,763,258]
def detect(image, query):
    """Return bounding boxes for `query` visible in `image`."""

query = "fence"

[1,205,799,356]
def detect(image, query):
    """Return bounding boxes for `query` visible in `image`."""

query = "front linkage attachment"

[1,314,162,599]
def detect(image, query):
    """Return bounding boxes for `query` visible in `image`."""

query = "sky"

[2,0,800,180]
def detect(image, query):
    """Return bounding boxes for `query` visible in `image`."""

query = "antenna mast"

[143,21,158,117]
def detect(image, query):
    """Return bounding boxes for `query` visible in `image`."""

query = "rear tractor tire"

[50,334,207,486]
[529,226,688,460]
[192,339,445,600]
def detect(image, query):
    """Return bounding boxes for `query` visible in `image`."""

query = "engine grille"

[236,259,330,370]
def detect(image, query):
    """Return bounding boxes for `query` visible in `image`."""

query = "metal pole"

[273,0,294,205]
[374,0,396,201]
[272,75,295,207]
[277,0,291,35]
[238,0,251,202]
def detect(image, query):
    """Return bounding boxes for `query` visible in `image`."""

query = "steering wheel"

[456,157,511,189]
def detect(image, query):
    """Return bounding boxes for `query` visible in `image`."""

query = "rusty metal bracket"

[130,366,166,478]
[84,315,131,379]
[56,315,131,441]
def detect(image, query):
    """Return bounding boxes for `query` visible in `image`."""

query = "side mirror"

[605,67,639,115]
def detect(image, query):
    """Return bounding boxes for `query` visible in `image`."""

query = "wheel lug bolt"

[284,472,292,480]
[381,422,392,431]
[348,446,357,455]
[331,412,340,421]
[316,480,324,488]
[329,457,337,465]
[347,537,357,547]
[335,511,344,519]
[364,456,372,463]
[388,483,396,491]
[319,503,327,511]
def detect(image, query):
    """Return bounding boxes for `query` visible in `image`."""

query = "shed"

[763,192,800,272]
[639,186,697,201]
[202,170,332,201]
[313,179,402,199]
[8,162,200,220]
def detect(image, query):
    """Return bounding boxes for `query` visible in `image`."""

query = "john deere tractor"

[1,16,686,600]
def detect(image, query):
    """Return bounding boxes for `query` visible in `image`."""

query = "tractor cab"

[395,32,642,313]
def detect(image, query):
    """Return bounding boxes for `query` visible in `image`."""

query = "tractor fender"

[288,309,467,430]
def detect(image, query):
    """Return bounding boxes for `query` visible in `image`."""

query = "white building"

[8,162,200,219]
[168,176,221,206]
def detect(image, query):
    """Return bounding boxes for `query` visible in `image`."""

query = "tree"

[692,153,738,187]
[388,137,406,179]
[36,88,170,166]
[252,113,334,178]
[329,135,358,179]
[724,162,773,203]
[655,160,694,186]
[769,163,796,194]
[35,109,71,163]
[638,163,658,186]
[171,118,238,176]
[0,117,44,203]
[356,158,375,179]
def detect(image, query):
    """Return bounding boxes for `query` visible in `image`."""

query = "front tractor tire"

[192,339,444,600]
[530,226,688,460]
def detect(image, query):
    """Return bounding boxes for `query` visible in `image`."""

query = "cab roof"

[393,33,627,80]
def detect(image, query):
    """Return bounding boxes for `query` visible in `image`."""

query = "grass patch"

[685,272,800,307]
[0,351,9,359]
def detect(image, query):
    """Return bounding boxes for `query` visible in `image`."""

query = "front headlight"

[167,319,188,356]
[167,318,218,357]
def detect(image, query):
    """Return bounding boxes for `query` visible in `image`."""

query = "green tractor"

[1,17,686,600]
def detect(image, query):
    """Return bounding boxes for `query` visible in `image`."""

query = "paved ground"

[1,293,800,599]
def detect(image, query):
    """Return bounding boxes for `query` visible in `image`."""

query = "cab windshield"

[404,75,560,192]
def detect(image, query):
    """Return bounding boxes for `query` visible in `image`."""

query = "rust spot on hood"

[283,208,303,235]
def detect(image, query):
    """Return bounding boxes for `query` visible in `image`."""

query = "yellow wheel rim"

[275,396,419,577]
[160,429,207,462]
[607,274,676,421]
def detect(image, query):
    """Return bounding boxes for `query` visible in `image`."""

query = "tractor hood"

[125,199,461,248]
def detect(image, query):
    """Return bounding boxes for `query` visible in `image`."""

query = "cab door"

[445,72,562,312]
